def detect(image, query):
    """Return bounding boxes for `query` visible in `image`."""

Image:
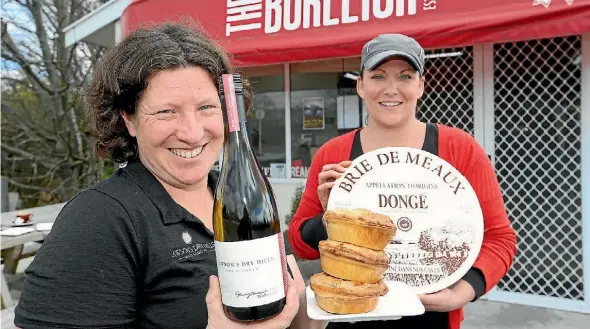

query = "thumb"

[340,160,353,167]
[205,275,224,314]
[276,280,300,327]
[418,292,441,306]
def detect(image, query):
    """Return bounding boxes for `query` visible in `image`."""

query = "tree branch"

[42,6,59,33]
[1,143,58,168]
[1,28,53,94]
[2,101,59,146]
[8,179,49,192]
[49,176,73,196]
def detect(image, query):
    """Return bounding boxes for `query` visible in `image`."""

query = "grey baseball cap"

[360,34,425,75]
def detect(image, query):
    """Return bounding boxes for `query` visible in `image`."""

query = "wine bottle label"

[222,74,240,132]
[215,233,289,308]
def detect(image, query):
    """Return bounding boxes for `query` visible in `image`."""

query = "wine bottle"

[213,73,288,322]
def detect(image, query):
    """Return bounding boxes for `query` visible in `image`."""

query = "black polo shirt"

[14,160,219,329]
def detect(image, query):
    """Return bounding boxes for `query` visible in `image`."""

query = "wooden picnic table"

[1,202,65,251]
[1,202,65,309]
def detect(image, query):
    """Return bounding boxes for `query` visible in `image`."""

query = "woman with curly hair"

[13,21,325,329]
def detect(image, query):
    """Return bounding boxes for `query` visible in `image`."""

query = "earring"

[364,116,369,126]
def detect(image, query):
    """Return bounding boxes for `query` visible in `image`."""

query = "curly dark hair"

[86,20,252,163]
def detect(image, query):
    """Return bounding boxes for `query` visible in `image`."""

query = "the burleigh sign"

[225,0,438,36]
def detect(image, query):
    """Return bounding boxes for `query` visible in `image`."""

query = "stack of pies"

[310,208,397,315]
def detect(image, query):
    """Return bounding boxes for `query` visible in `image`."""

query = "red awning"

[122,0,590,67]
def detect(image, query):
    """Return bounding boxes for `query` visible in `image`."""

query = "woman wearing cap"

[288,34,516,329]
[13,21,326,329]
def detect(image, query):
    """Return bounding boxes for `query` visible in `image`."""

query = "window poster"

[303,97,325,130]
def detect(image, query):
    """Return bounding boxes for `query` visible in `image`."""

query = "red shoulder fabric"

[288,130,357,260]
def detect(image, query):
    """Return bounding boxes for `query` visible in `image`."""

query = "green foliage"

[291,184,304,216]
[102,163,117,180]
[285,184,304,226]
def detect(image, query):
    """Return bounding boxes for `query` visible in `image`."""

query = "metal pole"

[1,176,9,212]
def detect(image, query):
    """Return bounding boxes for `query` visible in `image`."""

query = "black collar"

[120,160,219,226]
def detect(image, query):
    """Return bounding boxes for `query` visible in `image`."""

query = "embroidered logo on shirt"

[171,241,215,261]
[182,231,193,245]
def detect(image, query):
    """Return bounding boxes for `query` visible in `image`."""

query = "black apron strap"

[350,123,439,160]
[422,123,439,156]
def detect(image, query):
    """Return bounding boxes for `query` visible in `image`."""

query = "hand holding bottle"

[206,255,328,329]
[205,275,297,329]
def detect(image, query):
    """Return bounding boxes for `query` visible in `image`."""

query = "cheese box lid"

[327,147,484,294]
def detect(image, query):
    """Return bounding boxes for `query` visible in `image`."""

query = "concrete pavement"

[463,300,590,329]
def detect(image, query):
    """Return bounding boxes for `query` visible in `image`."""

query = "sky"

[1,0,52,81]
[1,0,32,78]
[1,0,106,82]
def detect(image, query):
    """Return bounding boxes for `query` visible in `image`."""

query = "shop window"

[246,73,286,178]
[289,69,361,179]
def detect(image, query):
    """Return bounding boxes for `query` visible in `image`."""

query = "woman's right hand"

[206,255,327,329]
[317,160,352,211]
[205,274,299,329]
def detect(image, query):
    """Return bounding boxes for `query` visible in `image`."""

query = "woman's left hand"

[418,279,476,312]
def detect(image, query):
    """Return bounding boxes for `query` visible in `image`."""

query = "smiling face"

[122,66,224,190]
[357,57,425,129]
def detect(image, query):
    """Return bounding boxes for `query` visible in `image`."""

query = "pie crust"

[310,273,388,314]
[319,240,389,283]
[324,209,397,250]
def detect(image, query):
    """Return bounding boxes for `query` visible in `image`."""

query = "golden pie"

[310,272,388,314]
[324,209,397,250]
[319,240,390,284]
